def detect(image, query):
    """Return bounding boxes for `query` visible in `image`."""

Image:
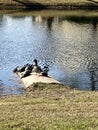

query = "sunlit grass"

[0,83,98,130]
[1,0,98,6]
[0,0,98,10]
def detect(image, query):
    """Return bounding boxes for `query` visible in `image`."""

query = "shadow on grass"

[12,0,46,9]
[87,0,98,5]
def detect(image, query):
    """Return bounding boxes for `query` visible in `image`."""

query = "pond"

[0,10,98,95]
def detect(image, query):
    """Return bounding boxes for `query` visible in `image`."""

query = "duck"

[13,64,28,73]
[32,59,42,74]
[21,64,33,78]
[41,66,49,77]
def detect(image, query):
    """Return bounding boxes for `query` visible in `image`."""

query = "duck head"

[33,59,38,66]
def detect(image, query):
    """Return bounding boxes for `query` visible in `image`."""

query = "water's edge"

[0,3,98,10]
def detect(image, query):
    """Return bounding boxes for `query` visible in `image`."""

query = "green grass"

[0,83,98,130]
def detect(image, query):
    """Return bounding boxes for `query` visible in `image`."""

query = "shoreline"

[0,3,98,10]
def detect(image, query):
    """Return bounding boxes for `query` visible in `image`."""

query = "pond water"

[0,10,98,95]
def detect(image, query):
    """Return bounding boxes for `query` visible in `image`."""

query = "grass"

[0,0,98,9]
[28,0,98,6]
[0,83,98,130]
[0,0,98,5]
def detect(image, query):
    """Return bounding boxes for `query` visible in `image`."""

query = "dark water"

[0,10,98,95]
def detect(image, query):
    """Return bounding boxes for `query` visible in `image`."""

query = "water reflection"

[0,15,3,22]
[92,17,98,31]
[90,70,96,91]
[0,15,5,27]
[31,14,98,33]
[88,60,98,91]
[47,17,54,30]
[0,11,98,95]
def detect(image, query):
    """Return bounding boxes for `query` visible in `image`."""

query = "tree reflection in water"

[88,61,98,91]
[0,80,4,94]
[47,17,54,30]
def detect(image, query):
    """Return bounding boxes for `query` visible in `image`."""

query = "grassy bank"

[0,0,98,9]
[0,83,98,130]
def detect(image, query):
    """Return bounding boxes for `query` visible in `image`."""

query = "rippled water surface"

[0,10,98,95]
